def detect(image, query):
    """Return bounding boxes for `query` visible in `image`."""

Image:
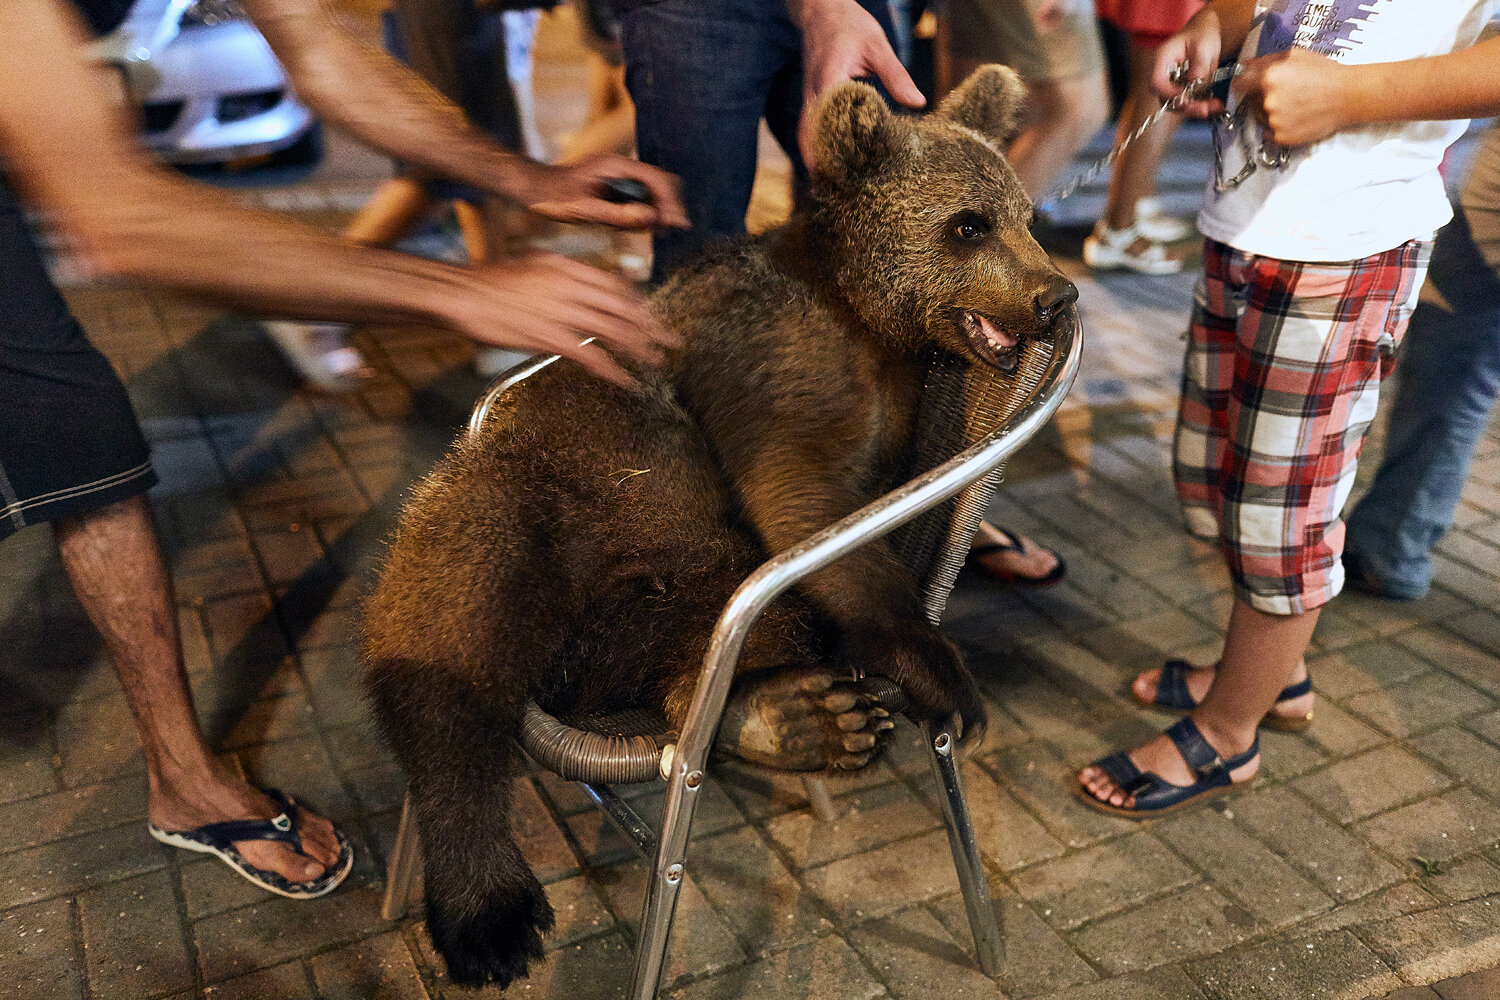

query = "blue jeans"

[617,0,897,282]
[1345,122,1500,599]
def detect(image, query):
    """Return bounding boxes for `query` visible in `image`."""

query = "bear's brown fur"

[361,66,1075,989]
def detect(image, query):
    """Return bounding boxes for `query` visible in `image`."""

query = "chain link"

[1040,64,1242,208]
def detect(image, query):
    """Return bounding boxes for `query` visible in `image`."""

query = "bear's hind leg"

[365,660,553,989]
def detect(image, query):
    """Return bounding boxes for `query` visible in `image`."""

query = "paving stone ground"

[4,11,1500,1000]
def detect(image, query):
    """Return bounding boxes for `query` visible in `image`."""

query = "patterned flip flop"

[149,788,354,900]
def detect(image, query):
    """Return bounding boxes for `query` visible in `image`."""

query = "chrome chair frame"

[381,309,1082,998]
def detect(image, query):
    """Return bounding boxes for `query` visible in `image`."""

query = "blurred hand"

[793,0,926,166]
[446,251,682,388]
[1151,11,1226,118]
[1234,48,1353,146]
[523,155,690,231]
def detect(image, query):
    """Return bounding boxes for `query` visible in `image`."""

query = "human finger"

[593,156,690,228]
[868,41,926,108]
[536,254,681,349]
[557,339,638,389]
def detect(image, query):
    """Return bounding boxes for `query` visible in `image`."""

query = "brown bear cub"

[362,66,1076,989]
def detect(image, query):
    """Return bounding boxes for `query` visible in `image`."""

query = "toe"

[1132,668,1161,703]
[797,672,835,694]
[820,691,859,714]
[836,751,874,770]
[842,732,877,752]
[834,710,866,732]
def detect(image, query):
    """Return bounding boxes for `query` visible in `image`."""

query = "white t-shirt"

[1197,0,1499,262]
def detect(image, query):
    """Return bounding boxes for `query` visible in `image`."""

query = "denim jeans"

[1345,122,1500,599]
[617,0,897,282]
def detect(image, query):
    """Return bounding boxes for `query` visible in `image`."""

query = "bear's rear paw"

[427,880,555,989]
[717,667,897,771]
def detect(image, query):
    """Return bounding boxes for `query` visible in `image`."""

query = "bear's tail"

[366,659,555,989]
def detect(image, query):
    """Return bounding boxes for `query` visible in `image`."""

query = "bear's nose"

[1032,279,1079,325]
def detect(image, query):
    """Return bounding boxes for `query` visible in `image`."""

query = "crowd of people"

[1,0,1497,904]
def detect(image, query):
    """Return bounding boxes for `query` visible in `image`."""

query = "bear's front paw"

[841,626,986,742]
[426,878,555,989]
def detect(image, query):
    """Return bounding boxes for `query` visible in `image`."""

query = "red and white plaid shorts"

[1173,237,1432,615]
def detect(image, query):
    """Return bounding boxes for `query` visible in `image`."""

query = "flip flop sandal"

[1134,659,1315,732]
[149,788,354,900]
[1077,717,1259,819]
[965,526,1067,587]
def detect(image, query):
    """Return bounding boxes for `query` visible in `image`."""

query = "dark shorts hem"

[0,462,157,540]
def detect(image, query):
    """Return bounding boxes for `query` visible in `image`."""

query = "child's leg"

[1084,240,1432,811]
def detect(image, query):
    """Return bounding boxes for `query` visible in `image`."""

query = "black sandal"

[965,524,1066,587]
[1078,718,1259,819]
[1135,659,1314,732]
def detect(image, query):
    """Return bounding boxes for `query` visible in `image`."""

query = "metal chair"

[380,307,1082,998]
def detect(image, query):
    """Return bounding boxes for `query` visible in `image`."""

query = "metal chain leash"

[1040,64,1243,207]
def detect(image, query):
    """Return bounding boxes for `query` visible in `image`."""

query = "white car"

[92,0,320,166]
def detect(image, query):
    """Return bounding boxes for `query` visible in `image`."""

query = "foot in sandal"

[1132,658,1315,731]
[1077,717,1260,818]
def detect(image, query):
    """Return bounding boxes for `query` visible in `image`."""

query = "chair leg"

[922,721,1004,977]
[381,791,423,921]
[628,765,709,999]
[802,774,841,822]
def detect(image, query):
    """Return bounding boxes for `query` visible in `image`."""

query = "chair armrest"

[670,306,1083,774]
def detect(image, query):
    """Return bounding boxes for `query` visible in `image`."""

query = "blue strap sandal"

[148,788,354,900]
[1078,718,1259,818]
[1135,659,1315,731]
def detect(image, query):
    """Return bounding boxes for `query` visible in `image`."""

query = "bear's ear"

[809,81,894,187]
[935,64,1028,145]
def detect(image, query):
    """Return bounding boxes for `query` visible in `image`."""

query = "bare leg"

[1102,38,1185,232]
[1080,598,1319,807]
[454,199,490,266]
[953,53,1109,202]
[558,57,635,164]
[343,175,437,247]
[54,496,340,882]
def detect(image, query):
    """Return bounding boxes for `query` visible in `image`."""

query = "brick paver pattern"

[3,20,1499,1000]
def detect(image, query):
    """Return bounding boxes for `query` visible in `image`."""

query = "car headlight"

[179,0,248,28]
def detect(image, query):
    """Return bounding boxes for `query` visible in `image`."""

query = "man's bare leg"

[1080,598,1320,808]
[54,495,340,882]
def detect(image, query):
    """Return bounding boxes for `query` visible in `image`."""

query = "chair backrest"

[890,335,1057,624]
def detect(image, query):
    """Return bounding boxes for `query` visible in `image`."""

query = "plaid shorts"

[1173,237,1432,615]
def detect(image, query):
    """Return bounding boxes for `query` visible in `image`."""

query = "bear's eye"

[950,213,991,243]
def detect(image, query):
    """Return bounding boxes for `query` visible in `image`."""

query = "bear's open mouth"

[959,310,1021,372]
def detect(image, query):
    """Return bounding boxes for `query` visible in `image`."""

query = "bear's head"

[806,66,1077,372]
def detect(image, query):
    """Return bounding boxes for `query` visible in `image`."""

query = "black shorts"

[0,176,156,539]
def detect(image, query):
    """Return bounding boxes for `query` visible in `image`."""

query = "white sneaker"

[1082,222,1186,275]
[1134,196,1194,243]
[261,320,372,392]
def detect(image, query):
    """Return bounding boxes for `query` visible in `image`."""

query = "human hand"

[1151,10,1226,118]
[791,0,926,166]
[445,251,682,388]
[1234,48,1355,146]
[522,155,689,231]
